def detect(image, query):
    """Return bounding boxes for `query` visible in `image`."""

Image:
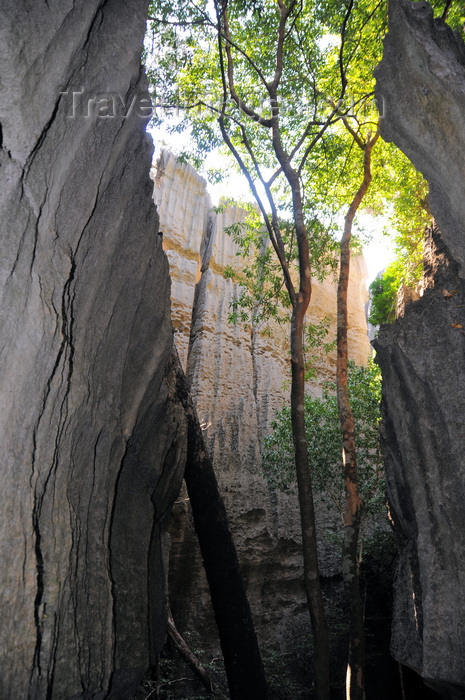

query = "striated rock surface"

[375,2,465,696]
[0,3,185,698]
[153,151,371,659]
[374,229,465,698]
[375,0,465,280]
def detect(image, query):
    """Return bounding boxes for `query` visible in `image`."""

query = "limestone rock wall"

[375,0,465,281]
[153,151,371,653]
[0,4,185,698]
[375,1,465,696]
[375,229,465,699]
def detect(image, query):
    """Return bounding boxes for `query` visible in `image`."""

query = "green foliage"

[146,0,464,317]
[146,0,390,227]
[262,645,310,700]
[429,0,465,30]
[262,360,385,542]
[150,629,229,700]
[368,269,398,326]
[369,202,428,327]
[304,317,337,380]
[221,207,339,322]
[220,204,294,327]
[146,0,444,356]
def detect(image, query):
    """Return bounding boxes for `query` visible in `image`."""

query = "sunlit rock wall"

[153,150,371,652]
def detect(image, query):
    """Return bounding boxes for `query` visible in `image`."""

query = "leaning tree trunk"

[171,349,269,700]
[336,130,378,700]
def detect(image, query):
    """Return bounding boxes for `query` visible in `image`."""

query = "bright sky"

[149,122,395,285]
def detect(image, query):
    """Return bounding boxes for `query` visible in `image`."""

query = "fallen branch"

[166,608,215,694]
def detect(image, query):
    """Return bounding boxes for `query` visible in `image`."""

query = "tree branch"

[219,21,269,89]
[331,101,365,149]
[345,0,384,71]
[238,125,290,275]
[220,0,273,126]
[296,109,339,176]
[339,0,355,98]
[268,0,297,92]
[219,117,296,304]
[166,608,218,694]
[442,0,453,19]
[147,15,210,27]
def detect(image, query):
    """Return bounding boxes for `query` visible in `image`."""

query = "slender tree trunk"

[216,9,331,687]
[337,234,365,699]
[170,349,269,700]
[287,171,331,700]
[291,298,331,700]
[336,130,378,700]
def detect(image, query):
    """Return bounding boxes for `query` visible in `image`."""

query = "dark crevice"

[82,0,110,53]
[31,507,44,688]
[30,198,45,274]
[8,209,32,280]
[28,414,59,693]
[28,252,77,692]
[28,258,73,490]
[68,505,84,692]
[106,438,132,699]
[46,612,60,700]
[25,96,63,175]
[62,254,77,395]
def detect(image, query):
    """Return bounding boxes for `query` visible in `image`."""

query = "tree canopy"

[148,0,431,252]
[147,0,464,324]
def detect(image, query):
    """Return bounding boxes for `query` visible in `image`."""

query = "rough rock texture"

[375,0,465,280]
[375,2,465,696]
[153,151,371,660]
[0,3,185,698]
[375,229,465,699]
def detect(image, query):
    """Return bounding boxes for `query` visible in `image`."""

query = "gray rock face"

[375,0,465,279]
[375,229,465,698]
[0,2,185,698]
[375,2,465,696]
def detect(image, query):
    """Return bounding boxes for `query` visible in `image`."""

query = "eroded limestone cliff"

[375,1,465,696]
[153,151,372,665]
[0,3,185,698]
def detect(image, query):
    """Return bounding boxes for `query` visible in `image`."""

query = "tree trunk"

[171,349,269,700]
[216,15,331,689]
[288,171,331,700]
[336,130,378,700]
[291,298,331,700]
[338,214,365,700]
